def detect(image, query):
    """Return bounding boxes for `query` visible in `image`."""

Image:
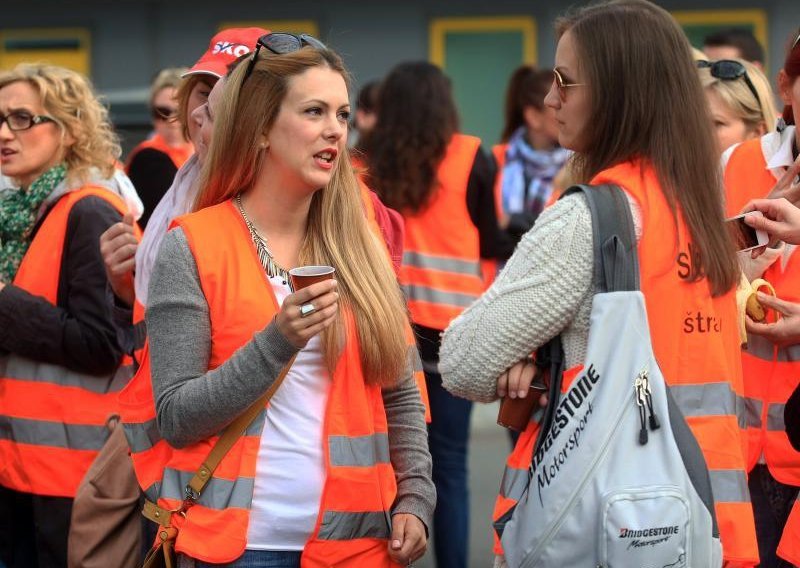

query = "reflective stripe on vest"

[400,134,484,329]
[144,201,407,564]
[726,139,800,487]
[0,187,134,498]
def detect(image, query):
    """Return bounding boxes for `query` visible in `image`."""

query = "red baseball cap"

[184,27,269,79]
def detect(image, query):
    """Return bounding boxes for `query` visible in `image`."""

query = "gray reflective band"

[123,419,162,453]
[499,466,529,500]
[329,434,390,467]
[709,469,749,504]
[745,334,776,362]
[402,284,478,309]
[402,251,481,277]
[767,403,786,431]
[745,397,763,429]
[133,320,147,351]
[668,382,737,417]
[159,467,254,510]
[0,354,132,394]
[316,510,391,541]
[777,344,800,362]
[0,415,108,451]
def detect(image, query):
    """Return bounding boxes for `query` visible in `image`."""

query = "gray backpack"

[496,185,723,568]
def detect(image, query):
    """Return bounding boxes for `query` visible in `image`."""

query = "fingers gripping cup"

[289,266,335,318]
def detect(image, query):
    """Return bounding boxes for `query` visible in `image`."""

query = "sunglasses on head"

[243,32,327,81]
[697,59,762,107]
[793,32,800,52]
[152,105,178,121]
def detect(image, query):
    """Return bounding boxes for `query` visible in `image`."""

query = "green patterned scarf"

[0,164,67,282]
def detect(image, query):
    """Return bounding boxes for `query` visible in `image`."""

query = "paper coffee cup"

[289,265,335,291]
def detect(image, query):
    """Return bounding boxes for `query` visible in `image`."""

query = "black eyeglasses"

[697,59,762,107]
[243,33,327,81]
[152,105,179,121]
[0,111,56,132]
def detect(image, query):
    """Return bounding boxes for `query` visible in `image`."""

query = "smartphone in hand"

[725,211,769,252]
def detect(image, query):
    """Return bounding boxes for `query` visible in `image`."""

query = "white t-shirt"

[246,276,330,550]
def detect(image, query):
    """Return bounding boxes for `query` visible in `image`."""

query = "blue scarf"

[501,127,571,217]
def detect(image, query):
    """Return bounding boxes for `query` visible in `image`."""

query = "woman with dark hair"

[721,29,800,568]
[364,60,513,568]
[440,1,758,565]
[494,65,570,235]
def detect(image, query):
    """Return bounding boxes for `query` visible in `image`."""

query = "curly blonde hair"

[0,63,121,184]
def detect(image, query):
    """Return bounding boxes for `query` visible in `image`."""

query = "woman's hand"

[745,292,800,347]
[274,279,338,348]
[766,154,800,204]
[497,359,537,399]
[99,212,138,307]
[388,513,427,565]
[738,243,783,281]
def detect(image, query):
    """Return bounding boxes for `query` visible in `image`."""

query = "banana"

[746,278,776,322]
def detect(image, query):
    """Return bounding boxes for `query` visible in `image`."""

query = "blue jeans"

[749,464,798,568]
[426,369,473,568]
[193,550,301,568]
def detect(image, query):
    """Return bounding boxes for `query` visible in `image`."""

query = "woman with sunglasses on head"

[0,63,140,568]
[362,60,515,568]
[719,29,800,568]
[698,58,777,156]
[440,1,759,566]
[126,67,193,228]
[141,34,434,567]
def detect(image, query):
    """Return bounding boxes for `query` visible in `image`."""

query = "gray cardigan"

[146,227,435,529]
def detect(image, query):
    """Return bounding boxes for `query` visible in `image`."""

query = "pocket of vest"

[598,487,689,568]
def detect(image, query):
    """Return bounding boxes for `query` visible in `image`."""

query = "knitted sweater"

[440,191,641,403]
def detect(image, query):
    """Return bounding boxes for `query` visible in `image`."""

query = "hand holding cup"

[275,266,338,348]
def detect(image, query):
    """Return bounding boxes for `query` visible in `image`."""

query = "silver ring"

[300,303,316,318]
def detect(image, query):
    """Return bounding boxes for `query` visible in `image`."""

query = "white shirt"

[246,276,330,550]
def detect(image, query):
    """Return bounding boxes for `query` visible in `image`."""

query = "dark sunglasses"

[243,33,327,81]
[152,105,178,121]
[697,59,762,107]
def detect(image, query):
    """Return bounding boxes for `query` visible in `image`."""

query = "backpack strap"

[533,184,639,456]
[563,184,639,293]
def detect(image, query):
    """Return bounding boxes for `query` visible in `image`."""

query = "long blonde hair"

[196,47,409,386]
[0,63,120,184]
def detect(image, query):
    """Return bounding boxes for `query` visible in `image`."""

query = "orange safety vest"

[126,133,193,171]
[492,160,758,564]
[0,187,135,497]
[777,497,800,565]
[479,144,508,288]
[400,134,484,329]
[125,200,416,564]
[725,139,800,484]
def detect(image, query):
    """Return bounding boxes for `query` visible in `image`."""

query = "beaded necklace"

[235,194,294,291]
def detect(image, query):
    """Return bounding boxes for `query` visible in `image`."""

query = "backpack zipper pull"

[635,374,648,445]
[641,372,660,431]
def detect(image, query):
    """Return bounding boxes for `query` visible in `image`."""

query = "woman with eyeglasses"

[719,28,800,568]
[139,34,434,567]
[440,1,759,566]
[698,58,778,156]
[0,63,140,568]
[126,67,194,228]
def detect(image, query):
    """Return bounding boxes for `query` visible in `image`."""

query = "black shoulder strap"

[563,183,639,293]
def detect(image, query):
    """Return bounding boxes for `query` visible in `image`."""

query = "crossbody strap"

[144,354,296,528]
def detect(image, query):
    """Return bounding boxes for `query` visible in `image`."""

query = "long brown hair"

[500,65,553,143]
[557,0,739,296]
[782,28,800,126]
[196,46,409,386]
[363,61,458,213]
